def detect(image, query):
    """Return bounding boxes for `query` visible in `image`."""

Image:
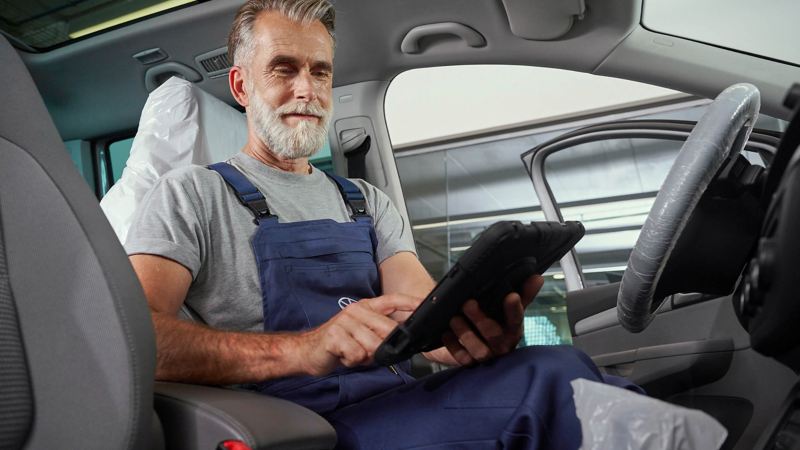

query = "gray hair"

[228,0,336,67]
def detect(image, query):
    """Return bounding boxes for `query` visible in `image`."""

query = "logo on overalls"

[338,297,359,309]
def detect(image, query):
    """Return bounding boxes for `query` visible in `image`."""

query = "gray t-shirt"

[125,152,416,332]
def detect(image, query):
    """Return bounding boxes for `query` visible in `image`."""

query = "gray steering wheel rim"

[617,83,761,333]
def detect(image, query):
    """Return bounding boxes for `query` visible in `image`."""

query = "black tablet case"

[375,221,585,365]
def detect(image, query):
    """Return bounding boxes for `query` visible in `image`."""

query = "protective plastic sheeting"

[100,77,247,244]
[572,378,727,450]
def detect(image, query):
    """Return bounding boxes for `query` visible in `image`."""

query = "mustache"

[276,102,328,118]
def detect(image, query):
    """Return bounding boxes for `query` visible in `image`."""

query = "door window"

[526,122,779,288]
[387,65,784,346]
[388,65,692,346]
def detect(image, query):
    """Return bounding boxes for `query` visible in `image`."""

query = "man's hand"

[427,275,544,366]
[295,293,423,376]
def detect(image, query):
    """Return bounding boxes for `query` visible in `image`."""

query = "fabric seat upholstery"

[0,34,159,449]
[0,38,337,449]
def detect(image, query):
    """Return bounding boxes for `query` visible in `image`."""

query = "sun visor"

[100,77,247,244]
[501,0,585,41]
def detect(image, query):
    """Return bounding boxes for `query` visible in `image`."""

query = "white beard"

[247,88,331,160]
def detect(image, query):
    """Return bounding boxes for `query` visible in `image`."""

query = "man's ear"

[229,65,249,108]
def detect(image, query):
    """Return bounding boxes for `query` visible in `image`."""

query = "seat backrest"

[100,77,248,244]
[0,35,157,449]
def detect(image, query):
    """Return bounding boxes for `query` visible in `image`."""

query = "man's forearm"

[152,312,307,385]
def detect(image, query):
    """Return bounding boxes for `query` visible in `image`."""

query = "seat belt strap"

[344,135,371,180]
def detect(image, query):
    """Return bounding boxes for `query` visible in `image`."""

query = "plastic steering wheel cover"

[617,83,761,333]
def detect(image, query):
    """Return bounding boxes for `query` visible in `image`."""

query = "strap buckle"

[245,198,275,223]
[349,198,368,219]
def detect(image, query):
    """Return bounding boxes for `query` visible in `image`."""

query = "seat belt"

[342,134,371,180]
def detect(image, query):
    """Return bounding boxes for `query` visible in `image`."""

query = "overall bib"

[209,162,413,415]
[210,162,642,449]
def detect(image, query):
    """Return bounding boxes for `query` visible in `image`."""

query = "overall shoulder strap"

[325,173,370,221]
[207,162,276,222]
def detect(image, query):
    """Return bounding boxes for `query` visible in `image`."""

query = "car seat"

[0,34,335,450]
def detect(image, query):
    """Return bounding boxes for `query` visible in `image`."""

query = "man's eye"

[313,71,331,79]
[274,65,296,75]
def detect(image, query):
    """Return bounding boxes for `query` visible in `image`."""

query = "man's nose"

[293,69,317,102]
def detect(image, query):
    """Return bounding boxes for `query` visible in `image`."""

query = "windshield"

[0,0,195,50]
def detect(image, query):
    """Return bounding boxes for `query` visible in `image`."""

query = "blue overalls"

[209,162,641,449]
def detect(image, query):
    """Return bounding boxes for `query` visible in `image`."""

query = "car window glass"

[387,65,784,348]
[386,65,682,149]
[542,106,779,286]
[310,140,335,174]
[544,137,680,287]
[388,66,684,347]
[109,137,134,183]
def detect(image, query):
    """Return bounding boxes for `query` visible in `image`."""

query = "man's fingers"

[343,302,400,338]
[364,293,423,316]
[342,320,384,358]
[450,316,492,362]
[327,324,369,367]
[388,310,414,324]
[463,300,507,354]
[520,275,545,308]
[503,292,525,331]
[442,332,474,366]
[330,306,397,366]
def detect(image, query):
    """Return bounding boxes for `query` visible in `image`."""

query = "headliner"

[17,0,800,141]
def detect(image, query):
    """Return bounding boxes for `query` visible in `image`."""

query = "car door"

[521,120,796,450]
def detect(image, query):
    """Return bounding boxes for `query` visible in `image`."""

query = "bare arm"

[378,251,436,300]
[131,254,303,384]
[132,253,421,384]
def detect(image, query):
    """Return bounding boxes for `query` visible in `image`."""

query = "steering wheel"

[617,83,761,333]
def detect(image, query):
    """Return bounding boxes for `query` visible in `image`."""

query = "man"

[127,0,633,448]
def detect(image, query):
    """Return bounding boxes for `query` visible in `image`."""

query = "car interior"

[2,0,800,449]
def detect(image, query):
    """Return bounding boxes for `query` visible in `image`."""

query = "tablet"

[374,220,584,365]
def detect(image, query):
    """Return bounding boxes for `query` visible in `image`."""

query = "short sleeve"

[124,169,207,278]
[353,180,417,263]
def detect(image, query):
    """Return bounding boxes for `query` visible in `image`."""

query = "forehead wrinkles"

[258,38,294,58]
[255,35,331,62]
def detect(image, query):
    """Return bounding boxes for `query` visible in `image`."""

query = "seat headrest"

[100,77,248,244]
